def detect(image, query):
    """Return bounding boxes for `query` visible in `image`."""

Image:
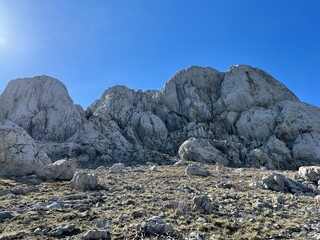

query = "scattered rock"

[83,230,111,240]
[250,181,264,189]
[96,219,111,228]
[216,181,233,189]
[131,210,144,218]
[0,211,14,223]
[138,216,183,239]
[192,195,216,214]
[149,165,157,171]
[187,232,203,240]
[174,160,188,166]
[272,196,285,204]
[70,172,98,190]
[48,224,79,237]
[110,163,125,173]
[186,164,209,177]
[10,186,39,195]
[298,166,320,183]
[262,173,312,194]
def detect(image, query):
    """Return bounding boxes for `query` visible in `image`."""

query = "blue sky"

[0,0,319,108]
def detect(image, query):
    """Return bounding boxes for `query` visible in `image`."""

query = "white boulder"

[70,172,98,190]
[0,121,51,176]
[36,158,77,181]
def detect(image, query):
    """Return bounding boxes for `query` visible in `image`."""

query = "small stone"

[186,164,209,177]
[192,195,216,214]
[34,228,42,235]
[250,181,264,189]
[110,163,125,173]
[187,232,203,240]
[216,181,233,189]
[96,219,110,228]
[96,202,103,207]
[83,230,111,240]
[272,196,285,204]
[0,211,13,223]
[174,160,188,166]
[138,216,183,239]
[132,210,144,218]
[48,224,77,237]
[149,165,157,171]
[46,202,63,209]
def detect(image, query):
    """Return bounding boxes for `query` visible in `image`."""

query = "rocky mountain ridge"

[1,64,320,175]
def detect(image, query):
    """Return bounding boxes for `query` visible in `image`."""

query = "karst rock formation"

[1,65,320,175]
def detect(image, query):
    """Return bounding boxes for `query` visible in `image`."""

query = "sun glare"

[0,34,8,46]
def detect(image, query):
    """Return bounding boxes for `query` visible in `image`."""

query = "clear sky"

[0,0,319,108]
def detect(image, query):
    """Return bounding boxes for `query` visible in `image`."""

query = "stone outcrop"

[0,75,85,141]
[0,121,51,176]
[1,65,320,171]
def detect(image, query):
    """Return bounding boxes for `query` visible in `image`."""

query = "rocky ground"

[0,164,319,240]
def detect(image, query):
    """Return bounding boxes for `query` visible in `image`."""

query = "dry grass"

[0,165,319,239]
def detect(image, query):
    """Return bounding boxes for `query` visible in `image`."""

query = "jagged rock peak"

[0,75,85,141]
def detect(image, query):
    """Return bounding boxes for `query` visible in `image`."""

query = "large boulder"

[261,173,312,194]
[0,121,51,176]
[178,138,228,165]
[36,158,77,181]
[70,172,98,190]
[0,75,85,141]
[298,166,320,183]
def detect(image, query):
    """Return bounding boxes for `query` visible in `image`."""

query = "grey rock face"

[70,172,98,190]
[218,65,299,112]
[0,121,51,176]
[0,75,85,141]
[1,65,320,170]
